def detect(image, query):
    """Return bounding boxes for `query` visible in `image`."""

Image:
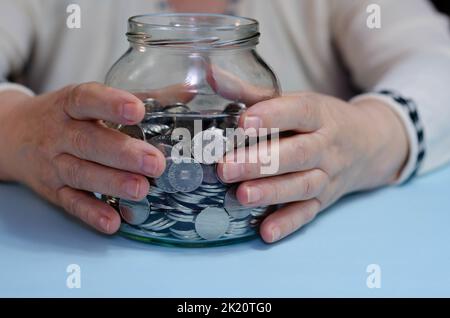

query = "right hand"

[0,82,166,234]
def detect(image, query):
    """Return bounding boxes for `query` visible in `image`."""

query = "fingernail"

[243,116,261,137]
[222,163,243,182]
[98,217,110,233]
[142,155,159,176]
[123,179,140,198]
[246,186,263,204]
[122,103,137,121]
[271,227,281,242]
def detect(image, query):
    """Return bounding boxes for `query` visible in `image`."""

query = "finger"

[54,153,150,201]
[235,169,328,206]
[260,199,322,243]
[239,94,323,134]
[206,63,278,106]
[63,120,166,177]
[61,82,145,124]
[133,83,197,106]
[217,134,323,183]
[57,186,121,234]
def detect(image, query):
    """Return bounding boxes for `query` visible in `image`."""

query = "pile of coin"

[104,99,269,244]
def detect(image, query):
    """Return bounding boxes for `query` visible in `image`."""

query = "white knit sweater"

[1,0,449,181]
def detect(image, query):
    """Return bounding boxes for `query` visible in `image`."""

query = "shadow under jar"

[104,13,280,247]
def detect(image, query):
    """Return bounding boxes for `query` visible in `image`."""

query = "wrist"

[0,90,34,182]
[350,98,409,191]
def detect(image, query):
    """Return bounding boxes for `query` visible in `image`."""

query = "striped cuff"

[0,82,35,97]
[351,90,426,184]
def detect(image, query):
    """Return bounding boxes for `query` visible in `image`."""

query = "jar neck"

[126,13,259,51]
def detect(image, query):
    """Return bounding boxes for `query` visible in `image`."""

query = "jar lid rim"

[128,13,258,32]
[127,13,259,49]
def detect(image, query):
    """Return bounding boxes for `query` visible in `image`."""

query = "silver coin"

[171,191,205,204]
[139,215,167,229]
[119,125,146,141]
[198,185,226,193]
[150,134,173,147]
[119,198,150,225]
[164,103,191,114]
[136,228,170,238]
[168,158,203,193]
[167,212,196,223]
[223,186,252,220]
[148,185,166,196]
[143,124,171,137]
[143,98,163,121]
[195,207,230,240]
[151,202,175,210]
[201,164,220,184]
[154,158,178,193]
[223,102,247,115]
[170,228,202,240]
[228,219,251,229]
[250,206,268,217]
[150,219,177,231]
[166,196,199,213]
[191,128,230,164]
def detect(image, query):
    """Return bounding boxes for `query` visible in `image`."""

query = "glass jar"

[104,13,280,247]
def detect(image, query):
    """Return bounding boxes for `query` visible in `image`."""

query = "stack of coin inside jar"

[103,98,269,246]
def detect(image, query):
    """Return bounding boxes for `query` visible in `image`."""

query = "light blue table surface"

[0,165,449,298]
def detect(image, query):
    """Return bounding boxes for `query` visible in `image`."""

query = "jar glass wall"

[104,13,280,247]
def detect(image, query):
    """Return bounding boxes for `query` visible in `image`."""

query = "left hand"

[217,92,409,243]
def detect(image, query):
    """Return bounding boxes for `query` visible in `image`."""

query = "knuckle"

[292,137,309,167]
[69,128,90,157]
[70,83,89,109]
[316,169,330,188]
[67,195,82,218]
[298,94,320,122]
[303,206,317,224]
[41,162,61,189]
[57,84,77,108]
[65,159,84,189]
[302,177,315,198]
[269,182,283,204]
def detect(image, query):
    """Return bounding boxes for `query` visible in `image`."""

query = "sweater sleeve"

[0,0,35,93]
[331,0,450,182]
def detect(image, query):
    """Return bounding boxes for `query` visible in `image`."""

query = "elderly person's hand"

[0,82,169,233]
[217,93,409,243]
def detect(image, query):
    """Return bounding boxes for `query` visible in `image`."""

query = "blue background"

[0,166,449,297]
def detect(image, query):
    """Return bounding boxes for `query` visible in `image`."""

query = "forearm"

[0,90,33,182]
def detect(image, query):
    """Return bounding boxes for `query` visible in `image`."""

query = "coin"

[119,125,146,141]
[168,158,203,193]
[150,134,173,146]
[195,207,230,240]
[223,186,252,220]
[143,98,164,121]
[154,158,178,193]
[191,128,230,164]
[119,198,150,225]
[201,164,220,184]
[223,102,247,115]
[167,212,196,223]
[143,124,171,137]
[164,103,191,114]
